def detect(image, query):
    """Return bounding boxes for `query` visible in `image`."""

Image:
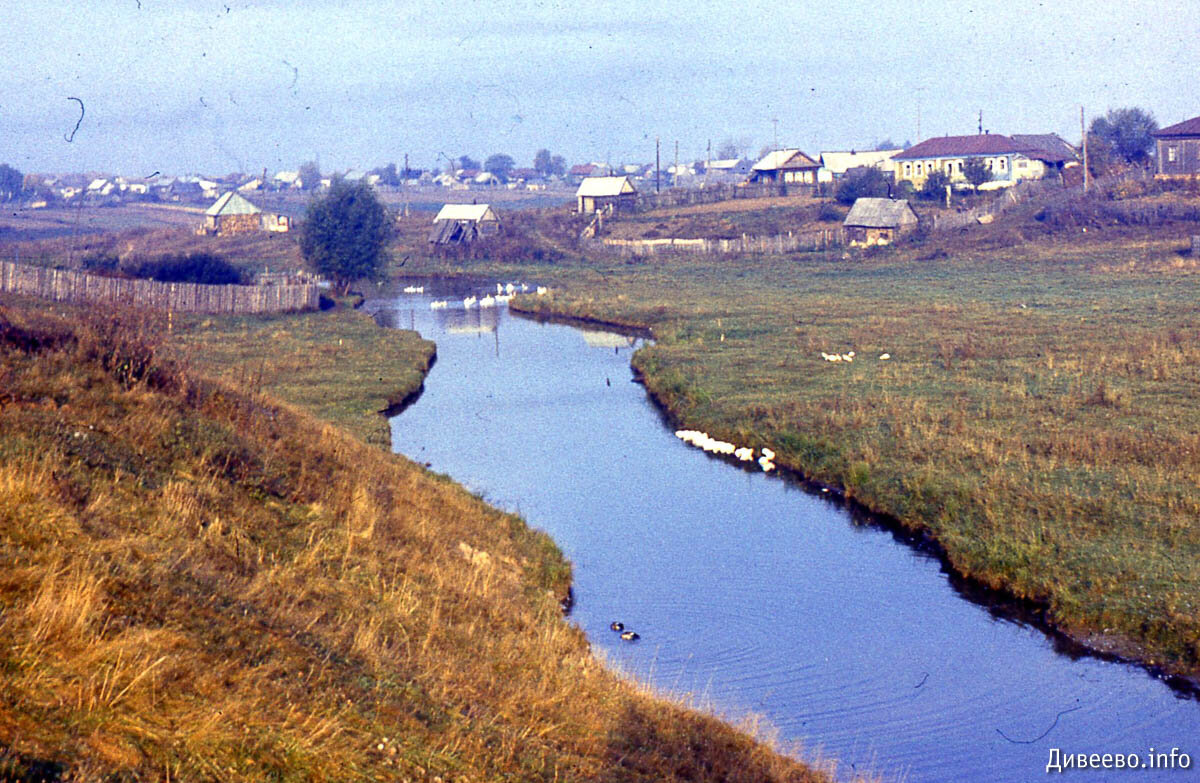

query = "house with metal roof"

[575,175,637,214]
[203,191,262,235]
[893,134,1051,189]
[843,198,918,246]
[201,191,290,235]
[749,149,821,185]
[818,149,903,183]
[1151,116,1200,177]
[428,203,501,245]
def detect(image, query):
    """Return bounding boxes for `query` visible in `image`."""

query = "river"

[372,283,1198,782]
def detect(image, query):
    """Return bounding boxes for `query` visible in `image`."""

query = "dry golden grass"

[0,297,846,782]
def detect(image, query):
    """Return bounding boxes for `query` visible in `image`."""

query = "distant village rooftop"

[894,134,1029,159]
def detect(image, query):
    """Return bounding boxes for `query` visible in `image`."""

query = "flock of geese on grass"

[820,350,891,363]
[424,282,550,310]
[674,430,777,472]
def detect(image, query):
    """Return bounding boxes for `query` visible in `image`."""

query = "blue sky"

[5,0,1198,176]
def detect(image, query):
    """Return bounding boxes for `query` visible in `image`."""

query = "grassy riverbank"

[0,294,841,782]
[494,232,1200,678]
[166,305,435,448]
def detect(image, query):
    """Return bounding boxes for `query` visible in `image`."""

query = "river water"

[373,284,1198,783]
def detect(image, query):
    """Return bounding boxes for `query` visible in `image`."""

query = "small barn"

[843,198,918,246]
[200,191,290,236]
[428,203,502,245]
[203,191,263,235]
[1152,116,1200,177]
[576,176,637,214]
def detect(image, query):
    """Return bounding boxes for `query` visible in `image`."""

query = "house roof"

[819,149,902,174]
[576,176,636,197]
[894,134,1028,160]
[206,191,262,217]
[1152,115,1200,137]
[569,164,598,177]
[843,198,918,228]
[707,158,748,170]
[1010,134,1078,163]
[752,149,819,171]
[433,203,498,223]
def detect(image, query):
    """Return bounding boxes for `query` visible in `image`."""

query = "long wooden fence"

[590,229,842,257]
[0,262,319,313]
[631,181,810,213]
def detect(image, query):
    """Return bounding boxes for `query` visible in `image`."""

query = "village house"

[705,158,753,178]
[748,149,821,186]
[428,203,502,245]
[1009,134,1080,175]
[893,134,1053,190]
[576,175,637,214]
[817,149,902,183]
[200,191,290,236]
[843,197,919,246]
[1151,116,1200,177]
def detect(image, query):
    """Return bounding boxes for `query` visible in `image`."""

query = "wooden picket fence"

[0,261,319,314]
[590,229,842,257]
[631,181,808,213]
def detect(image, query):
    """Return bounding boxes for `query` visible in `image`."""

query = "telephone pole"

[1081,106,1090,193]
[915,87,926,142]
[673,140,679,188]
[655,137,661,193]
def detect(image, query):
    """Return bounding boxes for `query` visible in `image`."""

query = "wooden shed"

[843,198,918,246]
[1152,116,1200,178]
[576,176,637,214]
[428,203,501,245]
[203,192,263,236]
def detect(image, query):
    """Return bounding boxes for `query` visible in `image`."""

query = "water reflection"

[374,284,1199,783]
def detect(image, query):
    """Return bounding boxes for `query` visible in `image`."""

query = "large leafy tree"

[1089,107,1158,166]
[298,160,321,191]
[533,148,553,176]
[919,170,952,201]
[835,167,889,205]
[484,153,515,180]
[0,163,23,201]
[299,179,392,296]
[962,158,992,191]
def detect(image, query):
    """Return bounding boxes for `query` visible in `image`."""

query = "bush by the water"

[129,252,244,285]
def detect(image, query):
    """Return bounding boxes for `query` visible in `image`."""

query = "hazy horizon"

[6,0,1198,177]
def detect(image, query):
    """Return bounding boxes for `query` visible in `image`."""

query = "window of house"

[904,163,911,176]
[915,163,923,175]
[1167,146,1177,163]
[998,157,1007,171]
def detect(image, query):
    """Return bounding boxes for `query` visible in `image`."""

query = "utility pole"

[978,109,983,135]
[655,136,661,193]
[673,140,679,188]
[772,118,779,152]
[1081,105,1090,193]
[704,138,711,187]
[915,87,925,143]
[402,153,409,217]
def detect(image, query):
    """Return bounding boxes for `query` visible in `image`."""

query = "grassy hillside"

[0,296,841,782]
[499,230,1200,678]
